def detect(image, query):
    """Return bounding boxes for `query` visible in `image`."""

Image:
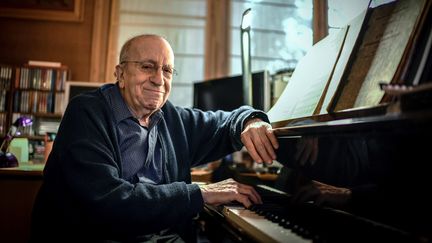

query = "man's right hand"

[200,178,262,208]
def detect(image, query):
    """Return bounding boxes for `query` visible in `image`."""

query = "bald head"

[119,34,173,64]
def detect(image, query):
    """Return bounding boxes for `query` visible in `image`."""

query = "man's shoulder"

[70,87,104,102]
[65,88,107,114]
[162,100,176,110]
[161,101,202,125]
[161,100,186,116]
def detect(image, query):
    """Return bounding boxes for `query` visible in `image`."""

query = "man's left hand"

[241,118,279,164]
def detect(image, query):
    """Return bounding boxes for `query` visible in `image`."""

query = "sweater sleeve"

[173,104,269,167]
[45,94,204,236]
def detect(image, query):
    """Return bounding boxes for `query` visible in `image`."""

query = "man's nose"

[150,67,164,85]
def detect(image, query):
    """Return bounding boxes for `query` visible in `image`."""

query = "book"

[320,8,369,114]
[28,60,62,68]
[330,0,429,112]
[267,25,349,123]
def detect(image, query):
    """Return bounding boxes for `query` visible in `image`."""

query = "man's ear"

[115,64,125,88]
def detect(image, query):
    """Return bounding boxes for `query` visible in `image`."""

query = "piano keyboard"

[222,184,311,242]
[220,184,415,243]
[223,205,310,243]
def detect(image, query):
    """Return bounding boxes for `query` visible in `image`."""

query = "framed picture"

[0,0,84,22]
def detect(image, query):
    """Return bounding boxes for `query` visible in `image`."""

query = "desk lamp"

[0,116,33,168]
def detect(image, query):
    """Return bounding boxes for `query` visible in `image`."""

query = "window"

[328,0,395,34]
[117,0,207,108]
[230,0,313,76]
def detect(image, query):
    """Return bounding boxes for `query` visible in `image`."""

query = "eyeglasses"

[121,60,177,78]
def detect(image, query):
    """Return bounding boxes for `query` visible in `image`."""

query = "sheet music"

[267,26,348,123]
[320,9,369,114]
[355,0,425,107]
[333,0,426,111]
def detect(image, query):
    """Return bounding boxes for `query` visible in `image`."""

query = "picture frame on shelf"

[0,0,84,22]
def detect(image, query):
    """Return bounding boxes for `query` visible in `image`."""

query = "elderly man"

[30,34,278,242]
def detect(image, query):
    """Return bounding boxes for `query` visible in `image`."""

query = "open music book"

[267,9,367,123]
[267,0,429,124]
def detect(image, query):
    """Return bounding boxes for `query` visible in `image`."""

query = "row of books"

[0,90,7,112]
[12,90,65,114]
[16,66,68,91]
[0,65,13,90]
[0,63,69,92]
[0,113,6,135]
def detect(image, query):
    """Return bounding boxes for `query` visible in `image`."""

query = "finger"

[257,128,278,161]
[252,186,263,204]
[254,190,263,204]
[235,193,253,208]
[239,184,262,204]
[268,129,279,149]
[238,187,260,205]
[242,135,263,163]
[249,130,273,163]
[264,128,279,160]
[240,183,262,204]
[226,180,261,205]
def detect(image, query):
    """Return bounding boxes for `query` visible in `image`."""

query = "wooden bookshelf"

[10,64,68,135]
[0,63,69,163]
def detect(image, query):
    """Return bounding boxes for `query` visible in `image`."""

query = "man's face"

[116,36,174,116]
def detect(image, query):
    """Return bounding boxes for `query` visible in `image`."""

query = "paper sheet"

[320,9,369,114]
[267,26,348,123]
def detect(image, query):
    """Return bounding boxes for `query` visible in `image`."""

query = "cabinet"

[0,63,69,162]
[0,165,44,243]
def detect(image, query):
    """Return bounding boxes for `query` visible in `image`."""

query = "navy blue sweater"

[31,84,267,242]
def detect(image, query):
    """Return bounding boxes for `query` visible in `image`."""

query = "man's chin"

[145,101,164,111]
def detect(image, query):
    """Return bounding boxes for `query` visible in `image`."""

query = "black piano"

[200,103,432,243]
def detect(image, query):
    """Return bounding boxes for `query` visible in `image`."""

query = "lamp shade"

[13,116,33,127]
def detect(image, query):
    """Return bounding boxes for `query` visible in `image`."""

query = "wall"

[0,0,112,82]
